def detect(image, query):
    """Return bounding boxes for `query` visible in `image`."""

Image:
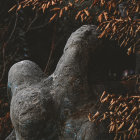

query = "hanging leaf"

[8,5,17,12]
[50,8,60,11]
[17,5,22,11]
[75,11,82,20]
[49,13,57,22]
[59,9,63,17]
[103,12,108,20]
[98,13,103,22]
[84,9,89,16]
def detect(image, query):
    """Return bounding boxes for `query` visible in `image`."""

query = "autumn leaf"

[84,9,89,16]
[59,9,63,17]
[8,5,17,12]
[49,13,57,22]
[75,11,82,20]
[17,5,22,11]
[50,7,60,11]
[98,13,103,22]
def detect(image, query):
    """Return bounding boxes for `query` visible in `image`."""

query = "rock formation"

[6,25,111,140]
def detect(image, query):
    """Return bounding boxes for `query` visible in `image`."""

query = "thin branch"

[0,0,19,82]
[44,24,56,74]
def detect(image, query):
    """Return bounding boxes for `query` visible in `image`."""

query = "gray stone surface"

[6,25,109,140]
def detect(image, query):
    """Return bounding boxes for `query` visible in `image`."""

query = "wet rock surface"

[6,25,111,140]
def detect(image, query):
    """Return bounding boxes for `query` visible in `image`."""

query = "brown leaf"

[69,2,73,7]
[128,122,134,131]
[130,106,137,115]
[100,91,107,101]
[127,47,132,55]
[101,0,105,6]
[117,122,124,131]
[98,13,103,22]
[59,9,63,17]
[50,8,60,11]
[8,5,17,12]
[52,0,56,5]
[17,5,22,11]
[49,13,57,22]
[84,9,89,16]
[92,111,100,120]
[75,11,82,20]
[64,6,68,11]
[103,12,108,20]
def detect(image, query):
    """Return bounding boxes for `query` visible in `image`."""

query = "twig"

[26,9,39,33]
[0,0,19,82]
[44,24,56,74]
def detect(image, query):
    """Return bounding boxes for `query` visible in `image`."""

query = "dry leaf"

[50,8,60,11]
[98,13,103,22]
[100,91,107,101]
[59,9,63,17]
[75,11,82,20]
[49,13,57,22]
[84,9,89,16]
[128,122,134,131]
[17,5,22,11]
[92,111,99,120]
[130,106,137,115]
[8,5,17,12]
[117,122,124,131]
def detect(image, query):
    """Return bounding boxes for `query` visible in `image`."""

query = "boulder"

[6,25,108,140]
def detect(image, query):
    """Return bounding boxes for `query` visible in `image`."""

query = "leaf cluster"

[88,90,140,140]
[9,0,140,53]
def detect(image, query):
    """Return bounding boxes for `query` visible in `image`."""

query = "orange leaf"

[49,13,57,22]
[59,9,63,17]
[103,12,108,20]
[8,5,17,12]
[75,11,82,20]
[84,9,89,16]
[98,13,103,22]
[17,5,22,11]
[50,7,60,11]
